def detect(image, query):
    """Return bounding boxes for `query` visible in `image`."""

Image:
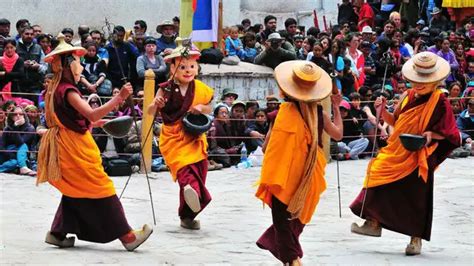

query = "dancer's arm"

[68,82,132,123]
[148,88,166,116]
[375,96,396,126]
[323,94,344,141]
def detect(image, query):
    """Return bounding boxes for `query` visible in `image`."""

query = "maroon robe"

[350,92,460,240]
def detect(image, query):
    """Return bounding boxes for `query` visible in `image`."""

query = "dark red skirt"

[176,159,212,220]
[350,168,434,240]
[51,195,132,243]
[257,196,305,263]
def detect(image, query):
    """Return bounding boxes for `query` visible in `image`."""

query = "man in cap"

[37,34,152,251]
[156,20,177,56]
[415,19,425,31]
[148,40,214,230]
[220,88,239,110]
[255,32,296,69]
[350,52,460,255]
[256,60,343,265]
[429,7,449,32]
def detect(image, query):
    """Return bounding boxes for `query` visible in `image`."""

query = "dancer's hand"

[374,96,386,109]
[119,82,133,100]
[153,95,167,109]
[189,104,204,114]
[422,131,433,146]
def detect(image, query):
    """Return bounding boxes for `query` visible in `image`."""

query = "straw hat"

[156,20,177,33]
[274,60,331,102]
[44,34,86,63]
[164,37,200,62]
[431,7,442,15]
[401,52,450,84]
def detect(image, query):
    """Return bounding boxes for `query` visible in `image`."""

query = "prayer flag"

[180,0,219,42]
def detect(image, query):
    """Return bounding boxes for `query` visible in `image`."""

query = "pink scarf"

[1,52,32,106]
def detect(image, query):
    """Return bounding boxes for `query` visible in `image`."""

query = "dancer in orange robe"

[148,41,213,230]
[255,61,344,265]
[37,35,152,251]
[350,52,460,255]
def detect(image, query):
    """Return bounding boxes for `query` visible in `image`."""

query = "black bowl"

[182,113,213,136]
[103,115,133,138]
[399,133,427,151]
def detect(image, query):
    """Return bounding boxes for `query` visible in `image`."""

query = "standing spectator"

[0,39,25,102]
[130,32,146,55]
[378,21,396,41]
[282,18,298,46]
[136,37,167,84]
[336,100,369,160]
[155,20,177,56]
[258,15,277,42]
[338,0,358,26]
[0,18,11,55]
[14,19,29,41]
[404,29,421,57]
[310,41,332,74]
[429,7,449,32]
[61,28,74,44]
[36,34,52,55]
[79,41,110,97]
[255,33,296,69]
[172,16,180,36]
[301,36,317,60]
[16,26,46,104]
[133,20,148,36]
[437,38,459,85]
[415,19,426,31]
[360,40,376,87]
[345,33,365,85]
[106,25,139,89]
[389,11,401,30]
[241,18,251,32]
[90,30,109,65]
[356,0,374,31]
[31,25,42,38]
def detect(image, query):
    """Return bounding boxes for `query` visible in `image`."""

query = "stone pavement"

[0,157,472,265]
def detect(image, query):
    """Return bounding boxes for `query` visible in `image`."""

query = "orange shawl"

[159,80,214,181]
[256,102,327,224]
[363,89,442,188]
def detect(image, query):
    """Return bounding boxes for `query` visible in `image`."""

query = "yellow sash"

[363,89,442,188]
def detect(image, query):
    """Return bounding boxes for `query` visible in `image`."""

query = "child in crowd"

[223,26,243,65]
[241,32,260,63]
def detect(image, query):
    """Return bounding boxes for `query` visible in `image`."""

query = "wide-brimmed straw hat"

[274,60,331,102]
[156,20,177,33]
[163,37,200,62]
[401,52,450,84]
[44,34,86,63]
[431,7,442,15]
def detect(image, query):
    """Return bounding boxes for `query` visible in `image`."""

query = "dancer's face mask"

[69,55,84,84]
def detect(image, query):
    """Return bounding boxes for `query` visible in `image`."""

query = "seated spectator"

[360,40,376,87]
[79,41,111,97]
[222,26,243,65]
[90,30,109,65]
[464,61,474,85]
[254,33,296,69]
[220,88,238,111]
[448,81,462,99]
[0,106,36,175]
[245,100,259,120]
[136,37,167,84]
[265,95,280,113]
[0,39,25,103]
[300,35,316,60]
[208,104,242,167]
[124,118,161,172]
[0,107,5,130]
[450,99,463,115]
[245,108,269,152]
[24,104,40,129]
[336,100,369,160]
[451,97,474,157]
[241,32,260,63]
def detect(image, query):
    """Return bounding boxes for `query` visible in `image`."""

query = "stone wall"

[3,0,338,36]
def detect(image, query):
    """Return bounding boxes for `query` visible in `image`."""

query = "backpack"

[103,158,132,176]
[200,48,224,64]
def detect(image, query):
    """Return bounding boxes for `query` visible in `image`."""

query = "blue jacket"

[456,109,474,143]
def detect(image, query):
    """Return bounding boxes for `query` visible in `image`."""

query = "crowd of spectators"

[1,1,473,176]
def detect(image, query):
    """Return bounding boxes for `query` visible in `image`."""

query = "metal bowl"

[399,133,427,151]
[182,113,213,136]
[102,115,133,138]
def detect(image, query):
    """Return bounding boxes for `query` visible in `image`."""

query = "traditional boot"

[45,231,75,248]
[184,184,201,213]
[291,257,302,266]
[405,236,422,256]
[121,224,153,252]
[351,219,382,237]
[180,218,201,230]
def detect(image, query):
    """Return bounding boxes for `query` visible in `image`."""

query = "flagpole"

[217,0,223,50]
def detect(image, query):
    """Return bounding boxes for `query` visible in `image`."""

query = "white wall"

[2,0,338,36]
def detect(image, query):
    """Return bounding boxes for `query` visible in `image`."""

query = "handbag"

[104,158,132,176]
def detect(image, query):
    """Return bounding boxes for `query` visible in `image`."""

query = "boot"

[122,224,153,252]
[45,231,75,248]
[405,237,422,256]
[180,218,201,230]
[184,184,201,213]
[351,219,382,237]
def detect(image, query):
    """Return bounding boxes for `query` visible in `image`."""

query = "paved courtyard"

[0,157,472,265]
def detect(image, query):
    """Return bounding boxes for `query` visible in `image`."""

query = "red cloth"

[177,159,212,219]
[358,3,374,31]
[257,196,305,263]
[1,52,19,101]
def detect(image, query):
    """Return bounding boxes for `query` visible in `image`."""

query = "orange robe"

[256,102,327,224]
[159,80,214,181]
[363,89,442,188]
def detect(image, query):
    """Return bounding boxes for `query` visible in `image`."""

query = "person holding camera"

[254,33,296,69]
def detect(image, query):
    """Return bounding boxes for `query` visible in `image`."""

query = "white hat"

[361,26,373,34]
